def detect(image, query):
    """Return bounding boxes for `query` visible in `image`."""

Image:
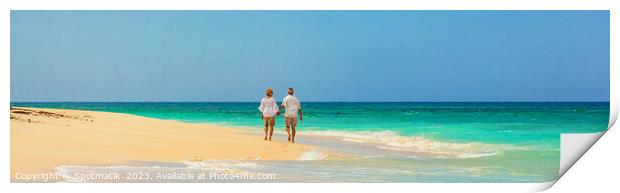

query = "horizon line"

[10,100,611,103]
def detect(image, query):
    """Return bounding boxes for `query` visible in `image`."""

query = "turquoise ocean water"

[11,102,610,182]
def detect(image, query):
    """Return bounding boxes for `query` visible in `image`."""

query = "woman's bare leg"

[264,122,268,140]
[268,124,274,141]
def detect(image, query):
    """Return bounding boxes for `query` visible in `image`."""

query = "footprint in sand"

[190,154,204,162]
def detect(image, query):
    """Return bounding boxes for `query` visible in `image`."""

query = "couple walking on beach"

[258,87,303,143]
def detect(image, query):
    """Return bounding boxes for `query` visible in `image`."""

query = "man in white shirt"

[280,87,302,143]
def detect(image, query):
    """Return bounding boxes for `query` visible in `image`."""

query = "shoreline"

[10,107,312,182]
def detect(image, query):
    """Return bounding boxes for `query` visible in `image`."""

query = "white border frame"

[1,1,618,193]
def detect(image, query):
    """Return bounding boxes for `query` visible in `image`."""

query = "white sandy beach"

[10,107,311,182]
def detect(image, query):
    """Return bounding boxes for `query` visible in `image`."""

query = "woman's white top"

[258,97,279,117]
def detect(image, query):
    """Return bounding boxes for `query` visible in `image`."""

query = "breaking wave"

[303,130,526,159]
[298,149,327,161]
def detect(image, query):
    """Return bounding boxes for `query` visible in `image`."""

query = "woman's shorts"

[263,116,275,126]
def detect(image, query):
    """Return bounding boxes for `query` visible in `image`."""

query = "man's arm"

[299,109,303,122]
[280,97,287,110]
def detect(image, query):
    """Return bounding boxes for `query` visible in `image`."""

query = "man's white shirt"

[282,95,301,117]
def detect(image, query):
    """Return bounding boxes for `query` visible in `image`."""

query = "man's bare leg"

[286,125,291,142]
[291,124,296,143]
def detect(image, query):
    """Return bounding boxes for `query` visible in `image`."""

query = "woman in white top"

[258,88,279,141]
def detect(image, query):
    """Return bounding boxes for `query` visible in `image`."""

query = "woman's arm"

[274,101,281,116]
[258,99,265,119]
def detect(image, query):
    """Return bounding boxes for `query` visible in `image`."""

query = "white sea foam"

[181,160,263,170]
[54,160,271,182]
[303,130,525,159]
[299,149,327,161]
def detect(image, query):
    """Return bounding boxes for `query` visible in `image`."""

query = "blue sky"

[11,11,609,102]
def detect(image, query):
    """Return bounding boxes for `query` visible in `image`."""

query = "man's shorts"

[263,116,275,126]
[285,117,298,127]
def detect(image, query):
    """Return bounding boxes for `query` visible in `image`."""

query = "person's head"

[265,88,273,97]
[288,87,294,95]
